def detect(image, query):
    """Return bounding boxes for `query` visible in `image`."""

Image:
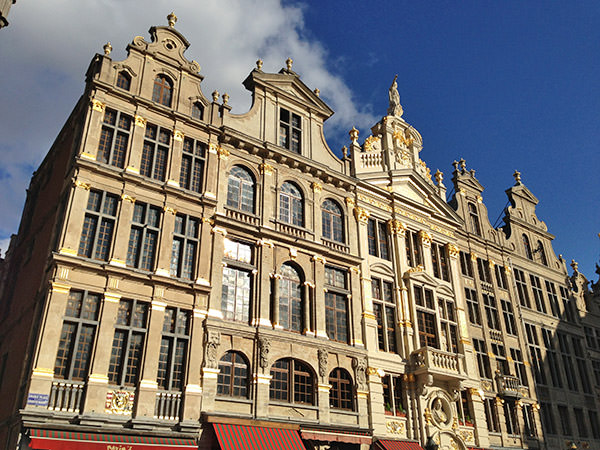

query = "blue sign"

[27,393,49,407]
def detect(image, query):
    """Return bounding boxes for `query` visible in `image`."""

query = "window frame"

[179,137,206,193]
[221,238,254,324]
[269,358,314,405]
[279,181,304,227]
[97,108,132,168]
[371,277,397,353]
[141,123,171,182]
[321,199,345,244]
[157,307,190,392]
[279,108,302,153]
[278,263,304,333]
[116,71,131,91]
[170,213,199,280]
[325,265,350,343]
[126,202,161,271]
[217,351,250,399]
[152,75,173,107]
[78,190,118,261]
[431,243,450,281]
[329,368,354,411]
[226,165,256,214]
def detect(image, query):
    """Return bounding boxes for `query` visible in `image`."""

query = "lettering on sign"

[27,393,49,407]
[106,446,133,450]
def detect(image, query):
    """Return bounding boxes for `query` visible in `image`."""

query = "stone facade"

[0,15,598,450]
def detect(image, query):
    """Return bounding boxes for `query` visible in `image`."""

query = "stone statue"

[318,348,328,378]
[203,330,220,369]
[387,75,403,117]
[258,336,271,369]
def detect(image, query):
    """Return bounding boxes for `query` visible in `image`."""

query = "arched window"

[468,202,481,236]
[522,234,533,260]
[537,240,548,266]
[322,199,344,243]
[227,166,255,213]
[270,358,314,405]
[279,182,304,227]
[192,102,204,120]
[329,368,354,411]
[217,351,249,398]
[279,263,303,332]
[152,75,173,107]
[116,71,131,91]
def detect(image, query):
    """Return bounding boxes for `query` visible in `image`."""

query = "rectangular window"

[459,251,473,278]
[78,190,118,261]
[108,299,148,386]
[514,268,531,308]
[372,278,397,353]
[473,338,492,379]
[141,123,170,181]
[504,399,517,435]
[325,266,349,343]
[54,291,100,381]
[558,405,572,436]
[157,307,190,391]
[484,398,500,432]
[510,348,528,387]
[465,288,481,326]
[438,297,458,353]
[491,343,508,375]
[585,326,597,349]
[179,137,206,193]
[483,293,501,331]
[405,231,422,267]
[557,332,578,391]
[477,258,491,284]
[524,323,546,385]
[559,286,576,322]
[574,408,588,438]
[522,404,537,438]
[495,264,508,290]
[97,108,132,168]
[367,219,390,260]
[126,202,161,270]
[540,402,556,435]
[431,243,450,281]
[170,213,199,280]
[221,238,253,323]
[530,275,546,313]
[545,281,560,317]
[572,336,592,393]
[592,360,600,386]
[540,328,562,388]
[500,299,517,335]
[279,108,301,153]
[382,375,405,416]
[414,285,438,348]
[589,410,600,439]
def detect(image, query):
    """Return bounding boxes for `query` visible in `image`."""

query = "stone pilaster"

[317,383,331,423]
[254,239,274,328]
[57,182,90,257]
[154,206,177,277]
[349,267,363,347]
[313,255,328,339]
[181,308,206,422]
[260,163,274,228]
[207,225,227,319]
[124,113,147,175]
[166,128,184,188]
[108,193,135,267]
[79,100,106,161]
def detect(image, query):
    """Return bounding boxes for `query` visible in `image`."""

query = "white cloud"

[0,0,376,240]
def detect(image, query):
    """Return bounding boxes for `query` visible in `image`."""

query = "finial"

[222,93,229,106]
[349,127,359,143]
[212,90,219,103]
[470,169,476,176]
[342,146,348,158]
[513,170,521,185]
[452,160,459,172]
[435,170,444,185]
[314,88,320,97]
[103,42,112,56]
[571,259,579,272]
[256,59,263,71]
[459,158,466,172]
[387,74,403,117]
[286,57,293,71]
[167,12,177,27]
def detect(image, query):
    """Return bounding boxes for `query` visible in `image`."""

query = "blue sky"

[0,1,598,279]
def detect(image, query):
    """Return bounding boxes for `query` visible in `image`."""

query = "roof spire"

[513,170,522,185]
[167,12,177,27]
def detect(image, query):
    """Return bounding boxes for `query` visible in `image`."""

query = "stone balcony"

[410,347,466,380]
[495,373,523,397]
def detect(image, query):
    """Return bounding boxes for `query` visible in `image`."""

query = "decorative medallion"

[105,390,135,415]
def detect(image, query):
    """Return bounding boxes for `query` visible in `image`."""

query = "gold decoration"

[105,390,135,414]
[259,163,274,175]
[163,206,176,215]
[354,207,370,224]
[446,243,460,258]
[134,115,147,127]
[74,180,91,190]
[418,230,432,246]
[363,135,380,152]
[386,420,406,435]
[349,127,359,143]
[212,90,219,102]
[286,57,293,71]
[314,88,320,97]
[481,379,493,392]
[418,159,432,181]
[393,129,414,147]
[256,59,263,70]
[312,254,326,265]
[216,146,230,159]
[389,220,407,236]
[211,226,227,237]
[345,197,355,207]
[92,99,105,112]
[222,93,229,106]
[167,12,177,27]
[173,130,184,142]
[121,194,135,203]
[407,265,424,274]
[312,182,323,193]
[424,407,432,424]
[103,42,112,56]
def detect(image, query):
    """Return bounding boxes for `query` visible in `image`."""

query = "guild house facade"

[0,14,599,450]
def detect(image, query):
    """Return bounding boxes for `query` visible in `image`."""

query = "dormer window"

[192,102,204,120]
[522,234,533,260]
[116,71,131,91]
[468,202,481,236]
[153,75,173,107]
[279,108,301,153]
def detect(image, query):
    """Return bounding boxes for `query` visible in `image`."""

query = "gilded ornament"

[389,219,407,236]
[345,197,355,207]
[446,243,460,258]
[312,182,323,193]
[407,265,424,274]
[163,206,176,215]
[216,146,230,159]
[393,129,413,147]
[259,163,274,175]
[173,130,184,142]
[121,194,135,203]
[424,407,432,424]
[212,90,219,102]
[349,127,359,143]
[91,100,105,112]
[418,230,432,246]
[222,93,229,106]
[74,180,91,190]
[286,57,293,71]
[256,59,263,70]
[103,42,112,56]
[134,115,147,127]
[386,420,405,435]
[354,207,370,224]
[167,12,177,27]
[105,390,135,415]
[314,88,320,97]
[363,135,380,152]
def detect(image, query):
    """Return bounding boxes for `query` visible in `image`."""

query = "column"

[195,218,213,287]
[108,193,135,267]
[181,308,206,424]
[26,283,71,409]
[83,292,120,413]
[166,128,184,188]
[154,205,177,277]
[134,297,167,418]
[303,282,314,336]
[204,142,222,205]
[124,112,147,175]
[346,198,360,255]
[349,267,363,347]
[418,230,433,273]
[469,389,490,449]
[317,384,331,424]
[200,329,220,412]
[207,225,227,318]
[254,240,274,328]
[313,255,328,339]
[260,163,275,228]
[79,100,106,161]
[271,274,281,328]
[57,182,90,257]
[312,182,323,241]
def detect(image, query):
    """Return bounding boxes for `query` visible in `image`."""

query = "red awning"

[375,439,425,450]
[213,423,307,450]
[29,429,196,450]
[300,428,371,445]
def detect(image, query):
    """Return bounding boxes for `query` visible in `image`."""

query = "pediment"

[370,263,395,277]
[243,70,334,119]
[507,184,539,206]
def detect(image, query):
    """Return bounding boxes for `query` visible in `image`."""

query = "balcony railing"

[48,380,84,413]
[155,391,182,420]
[359,151,383,169]
[225,208,260,226]
[321,238,349,253]
[275,222,308,240]
[495,373,522,397]
[411,347,466,379]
